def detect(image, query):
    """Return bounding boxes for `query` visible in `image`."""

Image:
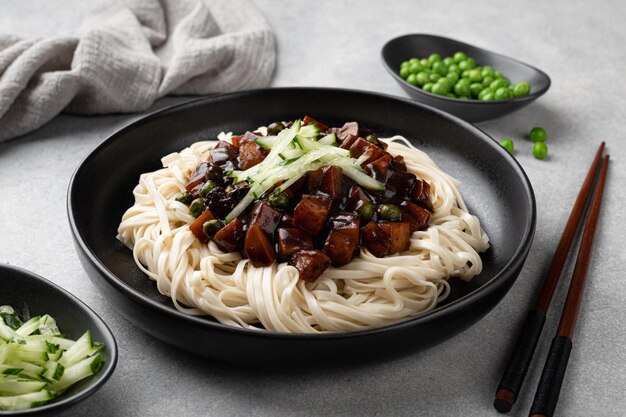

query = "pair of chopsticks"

[493,142,609,417]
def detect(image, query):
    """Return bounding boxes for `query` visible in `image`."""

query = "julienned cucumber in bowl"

[0,306,104,411]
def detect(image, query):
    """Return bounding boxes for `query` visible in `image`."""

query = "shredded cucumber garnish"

[0,306,105,411]
[223,122,385,222]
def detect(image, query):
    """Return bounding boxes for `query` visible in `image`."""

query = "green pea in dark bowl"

[381,34,551,122]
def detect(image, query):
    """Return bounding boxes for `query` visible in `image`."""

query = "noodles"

[117,135,489,333]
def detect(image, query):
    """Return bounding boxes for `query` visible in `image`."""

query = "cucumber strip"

[0,366,22,377]
[224,185,261,223]
[0,378,47,396]
[26,336,74,350]
[59,331,101,367]
[11,361,45,380]
[296,123,320,139]
[318,133,337,146]
[37,315,60,337]
[43,361,64,382]
[236,120,301,181]
[295,135,317,152]
[0,320,19,342]
[336,164,385,191]
[20,339,51,352]
[15,317,42,337]
[0,306,23,330]
[0,389,52,411]
[296,135,349,156]
[254,135,277,150]
[278,149,305,160]
[277,162,324,192]
[355,153,370,165]
[14,349,48,365]
[49,354,102,393]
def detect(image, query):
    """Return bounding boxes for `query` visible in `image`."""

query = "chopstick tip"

[493,389,515,413]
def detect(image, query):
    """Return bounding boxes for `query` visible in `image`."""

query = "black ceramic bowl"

[0,264,117,416]
[68,88,535,366]
[382,34,551,122]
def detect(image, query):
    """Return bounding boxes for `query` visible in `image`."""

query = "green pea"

[443,57,454,66]
[355,200,374,221]
[422,83,434,92]
[409,57,419,64]
[453,51,467,63]
[499,139,514,153]
[189,198,205,218]
[379,204,402,221]
[200,180,217,198]
[432,61,447,76]
[268,191,290,210]
[267,122,285,136]
[446,93,456,98]
[481,66,494,78]
[494,87,512,100]
[482,76,495,87]
[203,219,225,238]
[458,95,470,100]
[480,90,495,101]
[448,64,460,74]
[176,192,193,205]
[409,62,421,74]
[420,58,431,68]
[437,78,452,93]
[428,53,442,63]
[533,142,548,159]
[461,70,471,79]
[416,72,430,86]
[429,73,441,82]
[431,83,447,95]
[399,67,410,79]
[454,81,471,97]
[529,127,547,142]
[490,79,510,90]
[446,72,460,84]
[401,61,410,68]
[468,69,482,83]
[406,74,418,86]
[457,78,471,87]
[494,70,504,79]
[513,82,531,97]
[470,83,484,97]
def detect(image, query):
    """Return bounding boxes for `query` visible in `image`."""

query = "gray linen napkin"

[0,0,276,142]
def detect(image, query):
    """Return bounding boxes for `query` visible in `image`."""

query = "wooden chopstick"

[529,154,609,417]
[493,142,606,413]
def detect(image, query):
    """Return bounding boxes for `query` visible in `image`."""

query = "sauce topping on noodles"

[176,117,434,282]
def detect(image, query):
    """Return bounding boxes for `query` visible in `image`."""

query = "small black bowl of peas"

[382,34,551,122]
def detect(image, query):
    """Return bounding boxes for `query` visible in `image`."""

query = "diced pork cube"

[289,250,331,282]
[293,194,332,236]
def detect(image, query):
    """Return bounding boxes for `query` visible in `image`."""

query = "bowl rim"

[0,263,118,416]
[381,33,551,105]
[67,87,536,341]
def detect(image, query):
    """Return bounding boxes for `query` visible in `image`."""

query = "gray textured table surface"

[1,1,625,416]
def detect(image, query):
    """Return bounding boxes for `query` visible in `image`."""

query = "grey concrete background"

[1,1,625,416]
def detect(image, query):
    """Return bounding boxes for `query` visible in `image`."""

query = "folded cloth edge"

[0,0,276,142]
